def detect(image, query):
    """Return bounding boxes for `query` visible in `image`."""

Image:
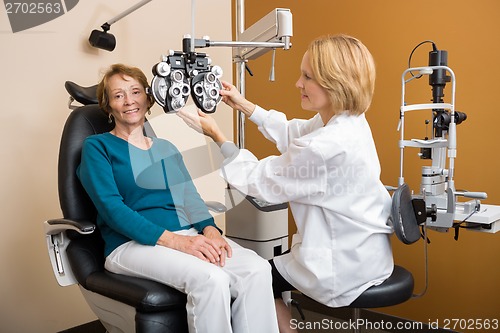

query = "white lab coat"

[219,106,394,307]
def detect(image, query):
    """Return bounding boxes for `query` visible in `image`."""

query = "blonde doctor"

[179,34,394,332]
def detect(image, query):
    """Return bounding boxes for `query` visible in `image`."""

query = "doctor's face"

[296,51,331,114]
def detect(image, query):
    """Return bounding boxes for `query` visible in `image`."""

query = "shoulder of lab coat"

[249,105,324,153]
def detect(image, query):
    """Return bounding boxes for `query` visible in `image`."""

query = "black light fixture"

[89,23,116,51]
[88,0,153,52]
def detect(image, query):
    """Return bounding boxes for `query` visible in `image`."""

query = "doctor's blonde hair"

[308,34,376,116]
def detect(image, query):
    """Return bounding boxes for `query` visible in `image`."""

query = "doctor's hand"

[219,81,256,117]
[178,108,228,144]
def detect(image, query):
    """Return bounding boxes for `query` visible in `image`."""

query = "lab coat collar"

[324,111,365,127]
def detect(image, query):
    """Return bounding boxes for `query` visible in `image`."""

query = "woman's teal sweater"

[77,132,216,257]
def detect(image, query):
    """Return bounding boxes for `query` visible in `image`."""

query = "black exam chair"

[293,183,423,333]
[44,85,190,332]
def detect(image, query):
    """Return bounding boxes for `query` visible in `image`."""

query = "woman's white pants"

[105,229,279,333]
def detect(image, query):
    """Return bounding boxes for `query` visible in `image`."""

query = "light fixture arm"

[104,0,153,29]
[89,0,154,51]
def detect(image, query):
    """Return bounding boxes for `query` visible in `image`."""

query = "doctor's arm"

[219,80,256,117]
[220,81,317,152]
[178,108,329,203]
[220,140,329,204]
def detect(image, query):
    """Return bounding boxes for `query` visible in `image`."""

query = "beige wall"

[244,0,500,330]
[0,1,232,332]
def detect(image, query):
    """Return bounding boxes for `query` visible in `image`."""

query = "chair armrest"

[44,218,95,287]
[86,271,187,312]
[44,218,95,235]
[205,201,227,213]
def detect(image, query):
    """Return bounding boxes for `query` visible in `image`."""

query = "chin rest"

[391,183,422,245]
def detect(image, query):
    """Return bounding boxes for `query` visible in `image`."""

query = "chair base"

[80,286,135,333]
[80,286,189,333]
[290,265,414,333]
[291,294,409,333]
[352,308,361,333]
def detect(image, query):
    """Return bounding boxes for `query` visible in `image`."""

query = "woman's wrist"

[203,225,221,238]
[157,230,175,247]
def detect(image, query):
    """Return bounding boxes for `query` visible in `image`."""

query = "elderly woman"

[77,63,279,333]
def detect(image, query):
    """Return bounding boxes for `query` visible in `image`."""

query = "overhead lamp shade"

[88,29,116,52]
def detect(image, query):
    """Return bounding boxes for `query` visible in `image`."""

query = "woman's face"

[295,51,331,115]
[107,74,149,128]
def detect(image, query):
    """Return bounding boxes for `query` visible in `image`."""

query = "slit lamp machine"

[392,41,500,237]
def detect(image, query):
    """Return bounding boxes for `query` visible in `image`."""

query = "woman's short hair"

[97,63,155,114]
[308,34,376,115]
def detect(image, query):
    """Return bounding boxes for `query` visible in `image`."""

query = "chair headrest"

[65,81,98,105]
[391,183,422,244]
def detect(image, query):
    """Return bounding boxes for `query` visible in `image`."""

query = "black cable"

[452,204,481,240]
[408,40,437,79]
